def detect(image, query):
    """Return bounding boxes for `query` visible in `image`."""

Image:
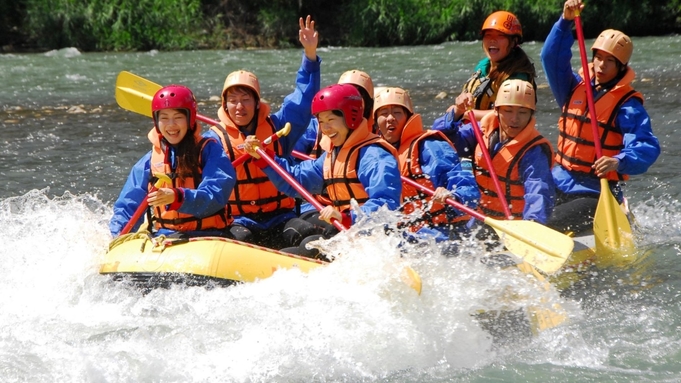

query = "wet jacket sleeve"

[259,153,326,198]
[354,145,402,223]
[614,99,661,175]
[270,53,322,156]
[419,138,479,208]
[540,17,581,108]
[174,138,236,218]
[519,146,555,224]
[292,118,320,163]
[431,111,478,157]
[109,153,152,237]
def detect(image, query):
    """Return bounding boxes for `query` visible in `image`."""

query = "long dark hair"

[166,115,201,182]
[490,46,537,84]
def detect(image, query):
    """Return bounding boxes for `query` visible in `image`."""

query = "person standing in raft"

[541,0,660,235]
[243,84,402,258]
[432,10,537,157]
[372,87,479,241]
[110,85,236,238]
[207,15,321,249]
[435,79,555,228]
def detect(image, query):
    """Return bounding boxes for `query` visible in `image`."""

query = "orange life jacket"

[323,120,398,212]
[556,64,642,181]
[475,113,553,220]
[148,128,232,232]
[211,104,296,216]
[397,114,469,229]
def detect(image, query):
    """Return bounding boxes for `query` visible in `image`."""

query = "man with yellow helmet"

[372,87,478,240]
[206,16,321,248]
[435,79,555,225]
[541,0,660,234]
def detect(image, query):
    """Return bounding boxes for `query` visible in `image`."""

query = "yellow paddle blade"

[115,71,162,117]
[594,178,635,261]
[402,266,422,295]
[485,218,574,275]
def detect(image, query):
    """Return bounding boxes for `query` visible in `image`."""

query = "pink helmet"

[151,85,197,129]
[311,84,364,130]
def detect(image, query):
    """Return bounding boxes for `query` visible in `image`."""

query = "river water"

[1,36,680,382]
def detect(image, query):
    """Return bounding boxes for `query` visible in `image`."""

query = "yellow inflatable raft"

[100,234,327,289]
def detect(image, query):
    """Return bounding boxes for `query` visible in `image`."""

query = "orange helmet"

[495,79,535,111]
[591,29,633,65]
[338,70,374,99]
[221,70,261,107]
[481,11,523,43]
[373,87,414,116]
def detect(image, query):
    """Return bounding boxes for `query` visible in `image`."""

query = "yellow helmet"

[495,79,535,111]
[591,29,633,65]
[373,87,414,115]
[338,70,374,98]
[221,70,261,106]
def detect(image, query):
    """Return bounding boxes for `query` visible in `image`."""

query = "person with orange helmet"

[206,16,321,248]
[435,79,555,225]
[243,84,401,258]
[432,10,537,145]
[541,0,660,234]
[110,85,236,238]
[372,87,479,240]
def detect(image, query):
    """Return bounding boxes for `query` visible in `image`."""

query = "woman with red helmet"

[243,84,402,258]
[432,10,537,153]
[206,16,321,249]
[541,0,660,234]
[110,85,237,238]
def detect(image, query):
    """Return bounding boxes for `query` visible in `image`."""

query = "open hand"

[299,15,318,61]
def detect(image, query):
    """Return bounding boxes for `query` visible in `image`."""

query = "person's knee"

[230,225,253,243]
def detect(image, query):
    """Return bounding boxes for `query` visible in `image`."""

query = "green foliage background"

[1,0,679,52]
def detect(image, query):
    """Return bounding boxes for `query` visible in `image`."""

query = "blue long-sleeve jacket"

[267,53,322,157]
[541,16,660,196]
[293,118,320,159]
[417,138,479,209]
[436,121,555,223]
[109,136,236,237]
[259,145,402,225]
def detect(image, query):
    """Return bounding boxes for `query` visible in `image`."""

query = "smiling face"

[156,108,189,145]
[376,105,408,144]
[495,105,532,141]
[224,87,257,127]
[592,49,621,85]
[317,110,351,147]
[482,30,514,64]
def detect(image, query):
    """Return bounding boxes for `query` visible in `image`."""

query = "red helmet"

[151,85,197,129]
[311,84,364,130]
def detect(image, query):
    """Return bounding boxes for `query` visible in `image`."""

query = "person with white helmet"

[372,87,479,240]
[541,0,660,234]
[206,16,321,248]
[432,10,537,152]
[435,79,555,225]
[110,85,236,238]
[244,84,401,258]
